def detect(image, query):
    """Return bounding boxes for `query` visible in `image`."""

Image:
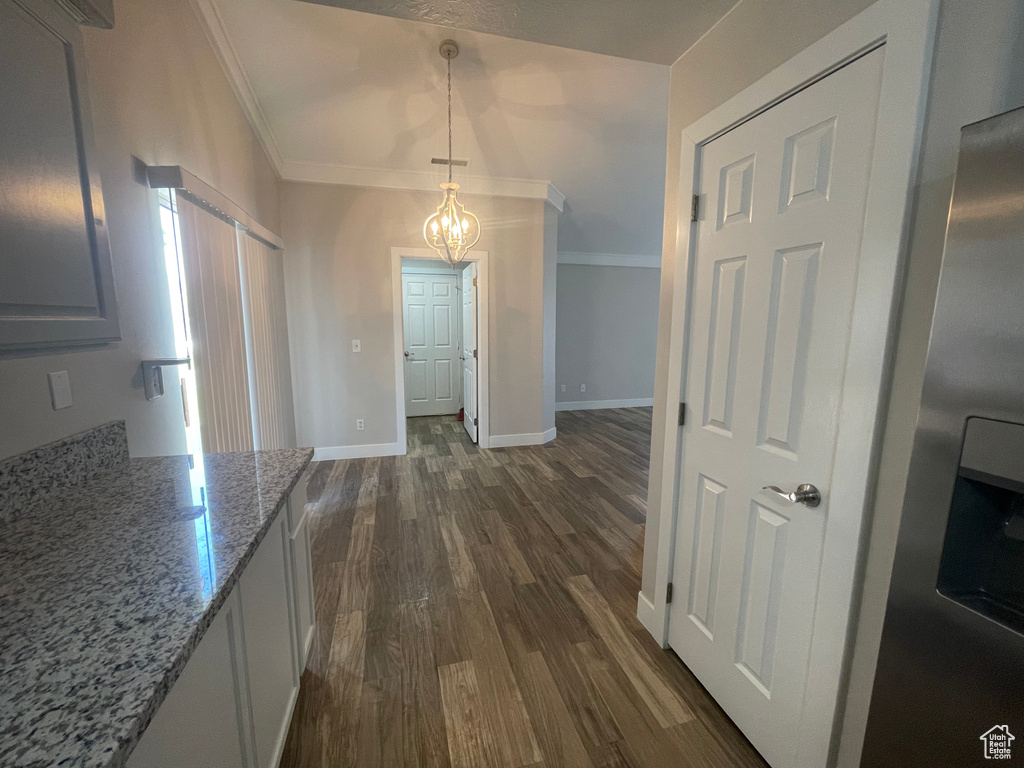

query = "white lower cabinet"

[128,476,313,768]
[240,513,298,768]
[126,588,254,768]
[287,480,315,672]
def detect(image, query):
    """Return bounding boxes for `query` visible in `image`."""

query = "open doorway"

[391,247,489,449]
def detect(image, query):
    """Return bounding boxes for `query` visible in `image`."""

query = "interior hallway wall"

[639,1,1024,766]
[281,182,555,452]
[556,264,660,407]
[0,0,281,460]
[542,205,559,433]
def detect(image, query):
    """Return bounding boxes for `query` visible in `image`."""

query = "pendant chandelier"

[424,40,480,266]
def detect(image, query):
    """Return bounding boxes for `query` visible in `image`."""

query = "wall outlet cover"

[560,384,566,392]
[352,339,361,352]
[48,371,73,410]
[580,384,587,393]
[356,419,365,431]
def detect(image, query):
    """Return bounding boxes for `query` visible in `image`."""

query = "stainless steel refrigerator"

[861,106,1024,766]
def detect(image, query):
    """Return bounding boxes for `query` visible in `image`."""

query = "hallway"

[280,409,767,768]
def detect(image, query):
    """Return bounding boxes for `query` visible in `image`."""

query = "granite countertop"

[0,446,313,768]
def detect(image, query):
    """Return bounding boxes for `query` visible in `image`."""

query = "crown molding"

[190,0,285,173]
[557,251,661,268]
[281,160,565,211]
[193,1,566,211]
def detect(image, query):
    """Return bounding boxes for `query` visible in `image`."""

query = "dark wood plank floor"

[280,408,768,768]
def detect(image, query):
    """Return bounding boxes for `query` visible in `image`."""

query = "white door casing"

[403,273,462,417]
[638,2,937,766]
[668,49,885,768]
[391,248,491,451]
[461,262,479,442]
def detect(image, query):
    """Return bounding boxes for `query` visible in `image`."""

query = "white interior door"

[461,262,478,442]
[667,49,885,768]
[403,273,461,417]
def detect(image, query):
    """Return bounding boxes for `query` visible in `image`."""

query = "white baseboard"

[488,427,557,448]
[637,590,669,648]
[312,441,405,461]
[556,398,654,411]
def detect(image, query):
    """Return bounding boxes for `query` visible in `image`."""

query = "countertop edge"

[112,448,313,768]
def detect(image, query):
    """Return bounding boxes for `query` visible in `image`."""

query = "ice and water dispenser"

[938,418,1024,634]
[862,105,1024,765]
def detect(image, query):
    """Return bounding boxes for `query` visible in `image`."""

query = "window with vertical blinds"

[177,198,256,454]
[238,232,294,450]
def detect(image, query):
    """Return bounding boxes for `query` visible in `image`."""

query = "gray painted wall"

[281,182,555,450]
[555,264,660,405]
[0,0,281,460]
[639,1,1024,766]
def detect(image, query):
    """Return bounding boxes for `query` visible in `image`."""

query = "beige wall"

[0,0,280,460]
[556,265,660,404]
[640,0,1024,765]
[281,182,553,450]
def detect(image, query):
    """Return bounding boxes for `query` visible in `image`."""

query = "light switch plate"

[352,339,361,352]
[48,371,73,410]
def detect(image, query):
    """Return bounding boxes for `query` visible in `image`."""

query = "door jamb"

[639,0,938,766]
[391,246,490,450]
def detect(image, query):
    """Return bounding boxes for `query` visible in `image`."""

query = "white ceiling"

[207,0,673,256]
[297,0,739,65]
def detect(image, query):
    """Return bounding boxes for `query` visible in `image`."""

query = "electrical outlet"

[560,384,566,393]
[580,384,586,393]
[352,339,361,353]
[47,371,73,410]
[356,419,365,431]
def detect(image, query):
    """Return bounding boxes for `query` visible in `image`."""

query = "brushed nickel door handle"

[763,484,821,507]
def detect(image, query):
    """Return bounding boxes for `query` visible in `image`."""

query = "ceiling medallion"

[424,40,480,266]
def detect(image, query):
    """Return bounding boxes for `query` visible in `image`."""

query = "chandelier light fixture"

[424,40,480,266]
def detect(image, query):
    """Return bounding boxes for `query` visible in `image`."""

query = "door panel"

[403,273,461,417]
[703,256,746,435]
[461,263,478,442]
[668,48,885,768]
[434,359,453,399]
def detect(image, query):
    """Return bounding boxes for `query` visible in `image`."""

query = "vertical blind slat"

[178,199,254,454]
[237,231,294,450]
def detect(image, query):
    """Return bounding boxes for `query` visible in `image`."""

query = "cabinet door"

[289,503,315,669]
[127,589,253,768]
[0,0,120,350]
[239,514,299,768]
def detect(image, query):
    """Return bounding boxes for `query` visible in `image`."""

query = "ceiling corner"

[189,0,286,174]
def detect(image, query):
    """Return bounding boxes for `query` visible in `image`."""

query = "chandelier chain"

[447,57,453,183]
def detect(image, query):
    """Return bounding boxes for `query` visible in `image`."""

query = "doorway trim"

[639,0,938,765]
[391,246,491,450]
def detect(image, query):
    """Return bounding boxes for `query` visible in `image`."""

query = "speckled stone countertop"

[0,447,313,768]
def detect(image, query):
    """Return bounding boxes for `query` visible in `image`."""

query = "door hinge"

[473,417,478,426]
[666,582,674,604]
[473,277,478,287]
[678,402,686,426]
[691,194,699,222]
[473,349,478,358]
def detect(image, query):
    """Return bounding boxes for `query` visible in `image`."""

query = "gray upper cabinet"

[0,0,120,352]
